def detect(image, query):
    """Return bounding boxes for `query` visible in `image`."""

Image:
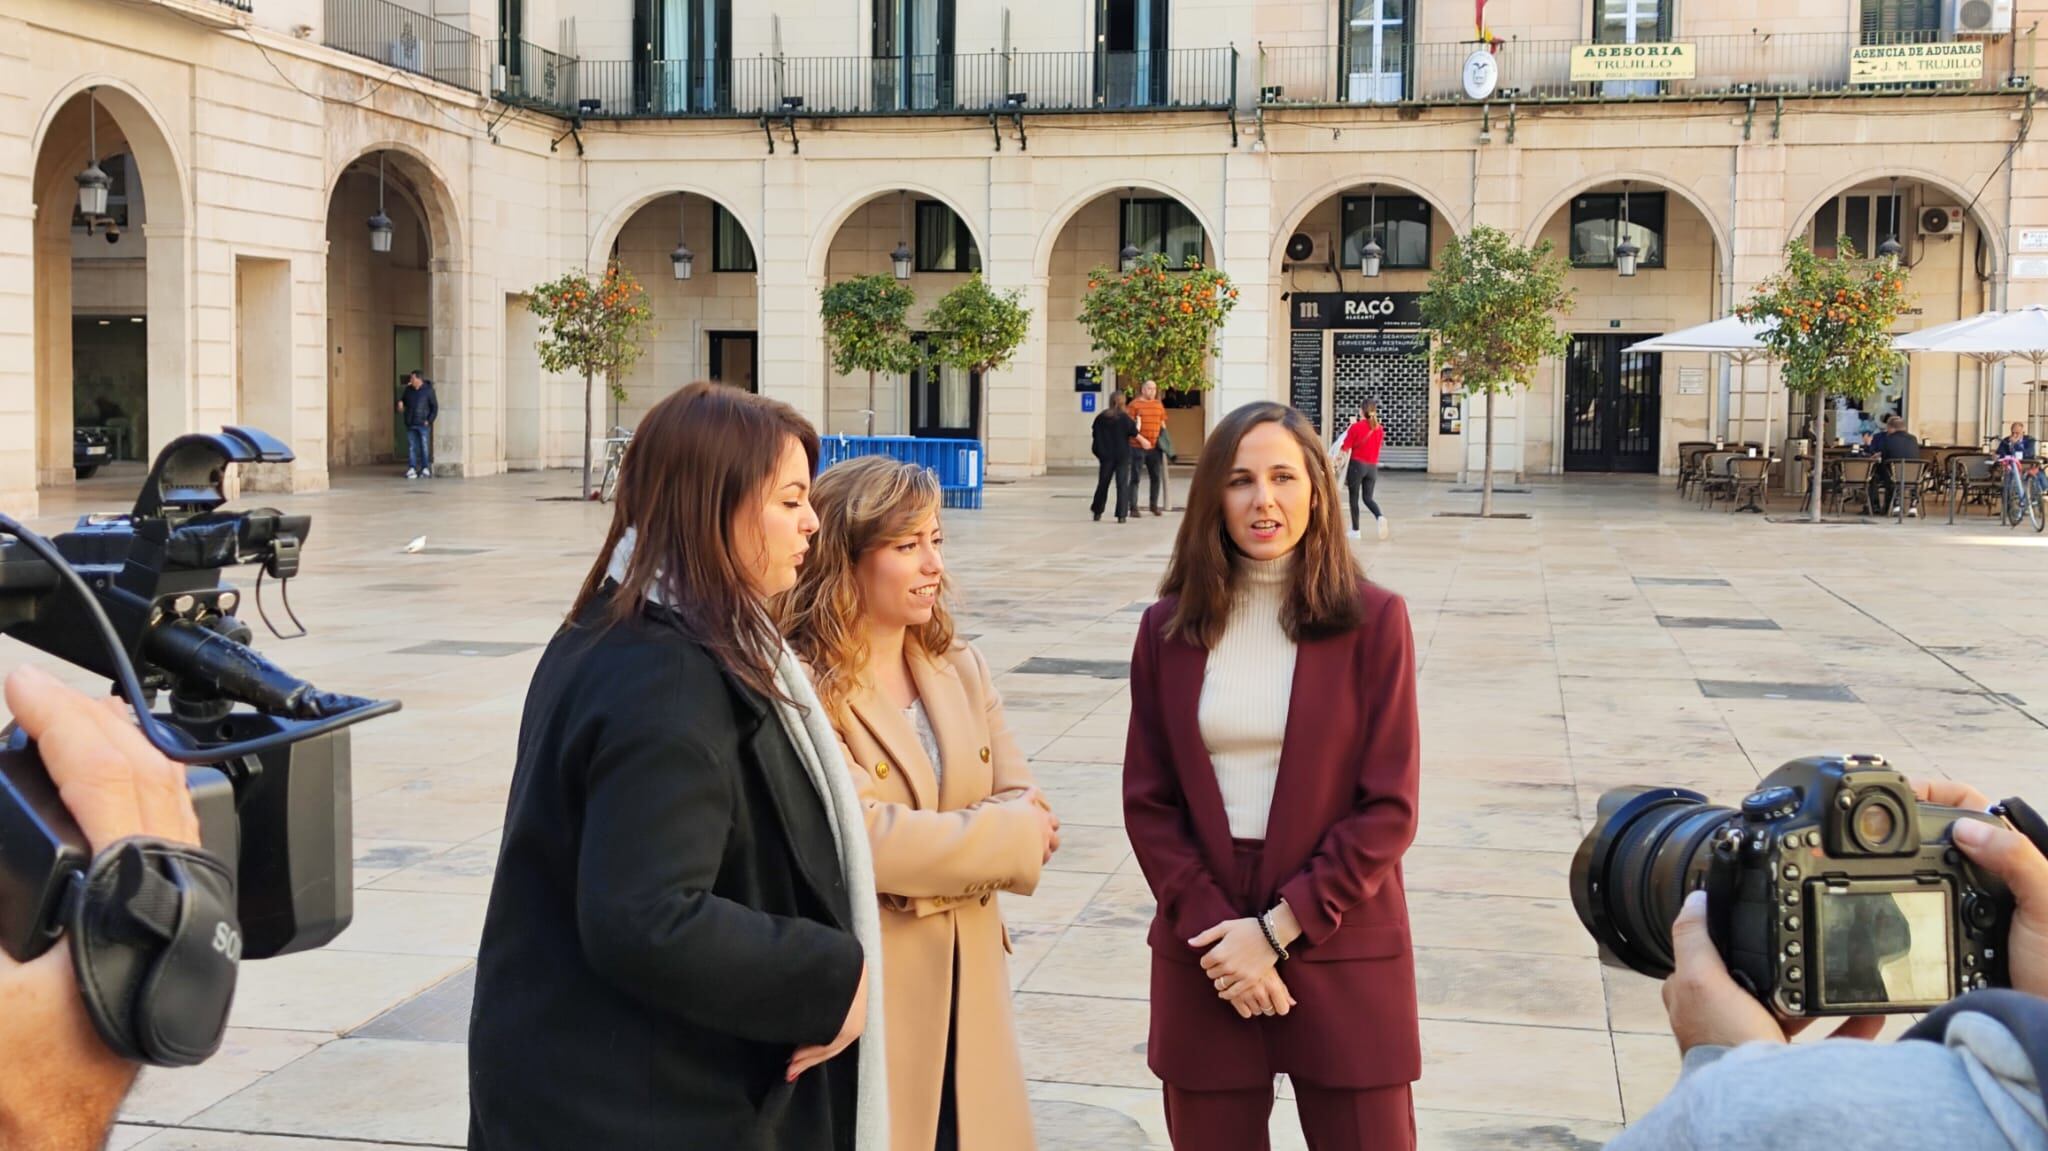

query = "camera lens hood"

[1572,787,1709,970]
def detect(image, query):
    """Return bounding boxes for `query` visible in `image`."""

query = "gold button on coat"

[979,746,991,763]
[876,762,890,780]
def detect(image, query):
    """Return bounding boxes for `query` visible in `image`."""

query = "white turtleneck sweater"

[1197,555,1298,841]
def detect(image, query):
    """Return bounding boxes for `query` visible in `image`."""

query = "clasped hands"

[1189,902,1304,1020]
[984,785,1061,864]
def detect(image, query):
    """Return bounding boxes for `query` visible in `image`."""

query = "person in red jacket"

[1332,400,1388,541]
[1123,401,1421,1150]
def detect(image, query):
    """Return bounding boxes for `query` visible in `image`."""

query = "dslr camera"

[1573,754,2045,1016]
[0,428,396,1065]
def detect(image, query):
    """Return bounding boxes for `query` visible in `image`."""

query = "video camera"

[1572,754,2048,1016]
[0,428,397,1064]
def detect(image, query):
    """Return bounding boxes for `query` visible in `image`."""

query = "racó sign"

[1290,292,1424,331]
[1569,42,1697,82]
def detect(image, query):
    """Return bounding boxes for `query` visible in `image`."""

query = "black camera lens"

[1571,787,1736,979]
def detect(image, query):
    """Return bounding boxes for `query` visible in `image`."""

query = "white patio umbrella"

[1893,306,2048,441]
[1630,315,1780,448]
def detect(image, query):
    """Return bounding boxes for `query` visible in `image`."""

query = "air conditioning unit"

[1955,0,2014,35]
[1920,206,1964,236]
[1283,232,1334,269]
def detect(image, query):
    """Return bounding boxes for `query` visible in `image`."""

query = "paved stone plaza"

[17,464,2048,1150]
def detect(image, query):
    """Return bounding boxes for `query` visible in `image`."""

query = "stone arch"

[809,183,986,280]
[29,78,194,489]
[588,183,763,272]
[327,141,466,264]
[1032,178,1220,277]
[1520,170,1733,270]
[1268,174,1466,270]
[1785,166,2005,267]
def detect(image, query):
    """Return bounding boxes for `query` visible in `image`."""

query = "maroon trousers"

[1157,840,1417,1151]
[1164,1081,1415,1151]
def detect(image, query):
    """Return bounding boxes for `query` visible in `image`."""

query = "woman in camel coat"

[788,456,1061,1151]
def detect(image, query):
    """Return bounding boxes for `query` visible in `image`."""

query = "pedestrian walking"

[1127,380,1169,516]
[1091,392,1140,523]
[397,370,438,480]
[1331,400,1389,540]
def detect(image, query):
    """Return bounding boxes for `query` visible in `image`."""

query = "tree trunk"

[1811,385,1826,524]
[1481,389,1497,518]
[866,370,877,437]
[581,369,595,500]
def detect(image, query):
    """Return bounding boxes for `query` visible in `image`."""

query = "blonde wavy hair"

[784,456,957,721]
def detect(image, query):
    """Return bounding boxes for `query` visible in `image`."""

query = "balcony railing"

[492,38,575,112]
[565,47,1236,119]
[214,0,254,11]
[1259,31,2032,107]
[323,0,482,94]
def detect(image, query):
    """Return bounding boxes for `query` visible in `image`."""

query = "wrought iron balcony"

[1258,30,2032,108]
[564,47,1236,120]
[492,38,575,112]
[322,0,482,95]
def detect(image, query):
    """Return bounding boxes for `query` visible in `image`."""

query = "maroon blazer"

[1123,581,1421,1091]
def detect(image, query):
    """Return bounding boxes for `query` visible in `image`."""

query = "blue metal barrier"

[818,436,985,509]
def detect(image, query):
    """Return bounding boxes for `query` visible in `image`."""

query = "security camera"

[104,225,121,245]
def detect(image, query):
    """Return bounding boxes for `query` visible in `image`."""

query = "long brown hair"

[1160,402,1363,648]
[784,457,956,720]
[570,381,820,703]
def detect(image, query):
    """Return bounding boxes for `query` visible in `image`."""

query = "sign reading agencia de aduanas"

[1850,41,1984,85]
[1569,43,1697,83]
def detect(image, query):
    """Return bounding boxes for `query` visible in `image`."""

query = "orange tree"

[1076,252,1237,396]
[530,262,653,498]
[1739,238,1908,522]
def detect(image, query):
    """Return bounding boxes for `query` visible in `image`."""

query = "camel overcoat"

[825,642,1046,1151]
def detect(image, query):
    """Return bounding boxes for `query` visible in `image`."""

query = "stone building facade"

[7,0,2046,512]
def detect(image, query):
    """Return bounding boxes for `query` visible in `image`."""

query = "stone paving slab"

[21,463,2048,1148]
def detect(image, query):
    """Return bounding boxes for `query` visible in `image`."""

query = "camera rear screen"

[1816,888,1952,1009]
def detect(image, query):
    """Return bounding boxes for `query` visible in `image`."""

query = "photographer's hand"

[1919,778,2048,999]
[0,666,199,1150]
[1663,891,1883,1055]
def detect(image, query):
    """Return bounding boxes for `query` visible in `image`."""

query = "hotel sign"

[1850,42,1984,85]
[1569,43,1696,83]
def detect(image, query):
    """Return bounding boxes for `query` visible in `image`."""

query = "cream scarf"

[607,529,889,1151]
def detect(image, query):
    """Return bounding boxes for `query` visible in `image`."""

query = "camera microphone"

[143,620,368,721]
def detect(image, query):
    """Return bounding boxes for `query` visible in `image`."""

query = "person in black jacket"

[397,371,438,479]
[1872,415,1922,514]
[1089,390,1141,523]
[470,383,873,1151]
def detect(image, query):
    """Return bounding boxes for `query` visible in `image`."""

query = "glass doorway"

[1565,333,1661,473]
[1097,0,1169,108]
[393,325,426,460]
[909,333,980,439]
[708,331,757,393]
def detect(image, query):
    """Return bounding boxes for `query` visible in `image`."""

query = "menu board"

[1290,331,1323,431]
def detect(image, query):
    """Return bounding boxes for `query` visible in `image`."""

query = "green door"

[394,326,426,460]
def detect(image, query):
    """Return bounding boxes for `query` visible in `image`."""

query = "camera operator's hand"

[0,666,199,1151]
[1663,890,1884,1055]
[1917,778,2048,999]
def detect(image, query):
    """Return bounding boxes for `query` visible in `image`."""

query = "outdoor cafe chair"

[1886,459,1931,522]
[1833,457,1880,515]
[1728,456,1771,513]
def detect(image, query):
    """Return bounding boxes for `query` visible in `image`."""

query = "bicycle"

[598,426,633,504]
[1995,453,2047,532]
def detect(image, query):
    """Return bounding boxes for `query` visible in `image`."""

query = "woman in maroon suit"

[1123,401,1420,1150]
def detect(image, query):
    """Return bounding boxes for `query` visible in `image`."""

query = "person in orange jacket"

[1126,380,1170,516]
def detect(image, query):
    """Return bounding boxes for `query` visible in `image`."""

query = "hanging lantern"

[1615,182,1638,277]
[368,153,393,253]
[672,193,693,280]
[1119,242,1140,273]
[1877,177,1903,260]
[1361,184,1384,278]
[76,88,110,220]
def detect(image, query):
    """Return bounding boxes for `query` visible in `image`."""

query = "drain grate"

[1634,576,1731,587]
[395,640,542,658]
[1012,657,1131,680]
[1699,680,1858,703]
[1659,616,1780,631]
[348,965,475,1044]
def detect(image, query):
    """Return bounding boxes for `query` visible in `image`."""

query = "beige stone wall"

[610,192,762,427]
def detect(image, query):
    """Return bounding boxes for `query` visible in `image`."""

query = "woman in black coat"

[469,383,877,1151]
[1090,390,1141,523]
